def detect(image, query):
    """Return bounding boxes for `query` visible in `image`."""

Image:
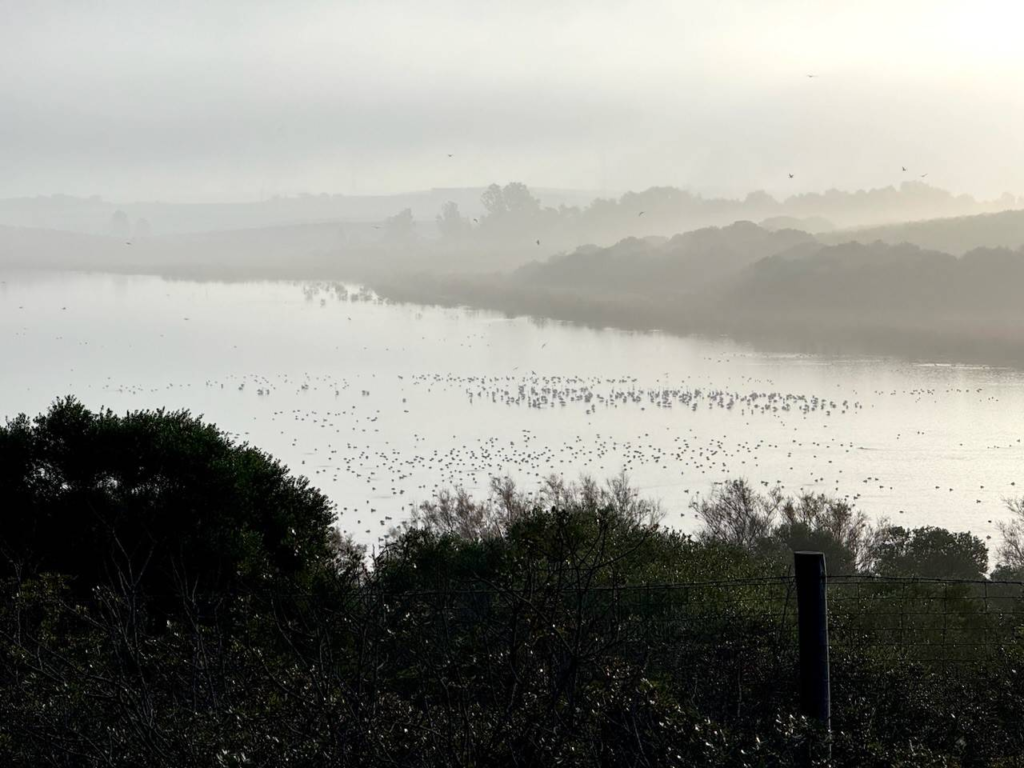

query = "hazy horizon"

[2,179,1014,209]
[3,1,1023,203]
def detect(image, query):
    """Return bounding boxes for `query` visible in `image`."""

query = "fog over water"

[4,270,1022,552]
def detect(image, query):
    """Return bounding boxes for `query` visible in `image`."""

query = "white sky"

[1,0,1022,202]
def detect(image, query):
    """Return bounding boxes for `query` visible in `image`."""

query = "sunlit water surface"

[3,271,1023,555]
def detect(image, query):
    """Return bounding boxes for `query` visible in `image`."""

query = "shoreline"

[7,262,1024,370]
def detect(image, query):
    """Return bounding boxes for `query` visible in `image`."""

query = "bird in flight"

[788,173,795,179]
[447,153,454,158]
[806,74,817,78]
[638,211,645,217]
[536,239,541,246]
[919,173,928,178]
[902,166,907,172]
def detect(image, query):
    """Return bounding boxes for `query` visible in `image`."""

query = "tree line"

[411,180,1023,255]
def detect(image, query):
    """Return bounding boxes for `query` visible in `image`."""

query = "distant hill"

[692,240,1024,360]
[514,222,816,295]
[372,224,1024,364]
[759,215,835,233]
[715,240,1022,316]
[823,208,1024,255]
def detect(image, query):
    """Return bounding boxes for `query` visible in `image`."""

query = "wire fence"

[145,570,1024,678]
[338,570,1024,730]
[361,573,1024,673]
[10,563,1024,763]
[828,575,1024,668]
[72,567,1024,723]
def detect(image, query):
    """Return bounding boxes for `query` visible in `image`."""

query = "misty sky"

[1,0,1022,203]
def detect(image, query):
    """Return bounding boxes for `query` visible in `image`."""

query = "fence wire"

[360,575,1024,678]
[827,575,1024,668]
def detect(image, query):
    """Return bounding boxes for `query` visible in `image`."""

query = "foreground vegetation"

[4,399,1024,766]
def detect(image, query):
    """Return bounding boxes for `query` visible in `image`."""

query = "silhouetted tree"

[693,482,874,573]
[383,207,416,243]
[0,396,336,600]
[995,497,1024,578]
[480,183,507,217]
[501,181,540,215]
[436,200,469,240]
[480,182,541,224]
[692,479,783,551]
[775,493,873,573]
[108,209,130,238]
[871,525,988,579]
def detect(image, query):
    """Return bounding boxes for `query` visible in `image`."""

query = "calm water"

[3,270,1023,552]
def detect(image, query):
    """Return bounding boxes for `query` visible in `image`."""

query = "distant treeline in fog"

[1,180,1021,276]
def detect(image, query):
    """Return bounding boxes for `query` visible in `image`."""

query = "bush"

[871,525,988,579]
[0,397,337,600]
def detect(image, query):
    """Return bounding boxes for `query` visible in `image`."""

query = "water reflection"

[2,270,1022,551]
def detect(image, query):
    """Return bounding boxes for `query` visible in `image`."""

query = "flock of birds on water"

[5,279,1024,550]
[98,363,1024,548]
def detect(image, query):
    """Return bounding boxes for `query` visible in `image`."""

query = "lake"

[3,270,1023,554]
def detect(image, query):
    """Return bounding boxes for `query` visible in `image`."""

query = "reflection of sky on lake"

[4,270,1023,552]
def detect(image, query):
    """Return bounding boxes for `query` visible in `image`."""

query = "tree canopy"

[0,397,336,599]
[872,525,988,580]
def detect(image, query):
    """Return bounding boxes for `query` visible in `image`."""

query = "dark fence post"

[794,551,831,730]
